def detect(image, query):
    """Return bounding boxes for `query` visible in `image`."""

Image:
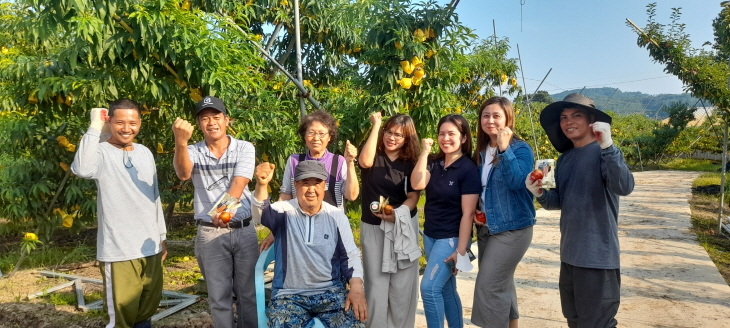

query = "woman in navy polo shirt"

[470,97,535,328]
[358,112,422,328]
[412,114,481,328]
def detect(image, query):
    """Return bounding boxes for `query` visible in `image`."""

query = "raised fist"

[369,112,382,126]
[590,122,613,149]
[421,138,434,154]
[495,127,513,152]
[344,140,357,163]
[255,162,276,186]
[172,117,195,144]
[90,108,108,131]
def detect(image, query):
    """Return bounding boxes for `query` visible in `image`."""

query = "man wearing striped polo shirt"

[172,96,258,328]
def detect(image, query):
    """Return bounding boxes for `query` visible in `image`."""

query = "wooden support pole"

[720,119,728,236]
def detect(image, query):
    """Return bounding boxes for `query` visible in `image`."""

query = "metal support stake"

[493,20,501,96]
[225,18,321,111]
[636,142,643,172]
[517,44,540,160]
[720,119,728,236]
[293,0,306,120]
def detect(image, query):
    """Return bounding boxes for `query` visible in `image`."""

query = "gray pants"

[195,224,259,328]
[360,222,419,328]
[471,226,533,328]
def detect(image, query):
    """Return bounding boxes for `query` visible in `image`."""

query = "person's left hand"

[473,209,486,226]
[495,127,513,152]
[259,233,274,253]
[211,212,229,228]
[345,281,368,322]
[590,122,613,149]
[444,251,458,275]
[160,241,168,262]
[373,211,396,223]
[344,140,357,164]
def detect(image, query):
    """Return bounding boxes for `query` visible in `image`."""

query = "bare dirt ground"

[2,170,730,327]
[414,170,730,327]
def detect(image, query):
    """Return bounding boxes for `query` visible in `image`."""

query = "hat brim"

[195,106,226,117]
[294,174,327,182]
[540,101,612,153]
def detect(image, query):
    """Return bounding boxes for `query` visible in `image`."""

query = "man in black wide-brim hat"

[525,93,635,328]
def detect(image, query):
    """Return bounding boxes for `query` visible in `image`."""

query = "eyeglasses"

[306,131,329,139]
[384,130,405,140]
[207,176,230,191]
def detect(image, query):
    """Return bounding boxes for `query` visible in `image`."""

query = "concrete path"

[415,171,730,327]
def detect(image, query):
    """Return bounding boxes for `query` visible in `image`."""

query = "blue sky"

[444,0,720,96]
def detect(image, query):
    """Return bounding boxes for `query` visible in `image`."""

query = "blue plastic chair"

[255,244,325,328]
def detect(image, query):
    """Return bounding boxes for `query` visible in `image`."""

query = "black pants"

[559,262,620,328]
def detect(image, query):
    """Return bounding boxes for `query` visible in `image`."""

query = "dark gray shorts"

[559,262,621,328]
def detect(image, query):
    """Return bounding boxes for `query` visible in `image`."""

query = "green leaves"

[0,0,525,238]
[634,3,730,111]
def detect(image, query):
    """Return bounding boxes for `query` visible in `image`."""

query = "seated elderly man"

[252,160,367,328]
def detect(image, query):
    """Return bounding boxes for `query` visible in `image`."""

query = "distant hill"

[549,88,702,119]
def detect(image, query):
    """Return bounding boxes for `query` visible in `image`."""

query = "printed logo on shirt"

[324,234,329,239]
[449,181,454,186]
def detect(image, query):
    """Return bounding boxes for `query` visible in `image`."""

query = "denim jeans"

[421,234,463,328]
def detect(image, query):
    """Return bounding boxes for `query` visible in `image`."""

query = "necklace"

[108,140,133,168]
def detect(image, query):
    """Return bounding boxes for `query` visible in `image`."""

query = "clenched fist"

[90,108,108,131]
[421,138,434,154]
[344,140,357,164]
[369,112,382,126]
[255,162,276,186]
[590,122,613,149]
[495,127,513,152]
[172,117,194,145]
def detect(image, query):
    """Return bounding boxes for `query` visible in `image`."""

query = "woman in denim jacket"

[470,97,536,328]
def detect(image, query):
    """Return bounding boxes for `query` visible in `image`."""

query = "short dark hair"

[108,98,141,118]
[297,110,338,146]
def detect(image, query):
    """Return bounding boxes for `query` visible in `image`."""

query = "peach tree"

[0,0,522,243]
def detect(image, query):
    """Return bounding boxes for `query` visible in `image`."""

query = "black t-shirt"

[360,152,417,225]
[423,155,481,239]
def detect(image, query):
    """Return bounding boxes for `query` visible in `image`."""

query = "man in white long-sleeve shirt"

[252,160,367,327]
[71,99,167,328]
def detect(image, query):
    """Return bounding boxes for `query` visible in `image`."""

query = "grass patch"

[0,243,95,273]
[660,158,719,172]
[165,266,202,286]
[689,188,730,286]
[45,290,103,307]
[693,173,721,188]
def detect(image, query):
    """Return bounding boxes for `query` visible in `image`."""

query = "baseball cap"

[294,160,328,181]
[195,96,227,116]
